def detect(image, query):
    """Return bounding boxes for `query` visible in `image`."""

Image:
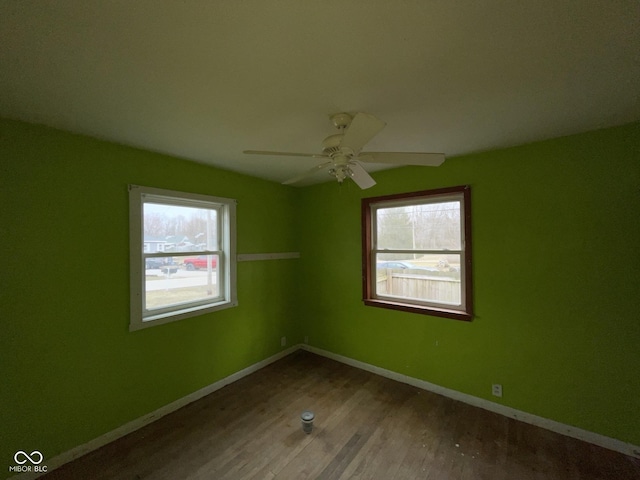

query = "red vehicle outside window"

[183,255,217,270]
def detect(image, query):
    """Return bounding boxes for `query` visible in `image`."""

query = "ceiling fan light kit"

[243,112,445,189]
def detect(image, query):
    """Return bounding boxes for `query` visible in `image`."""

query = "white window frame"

[129,185,237,331]
[362,185,473,321]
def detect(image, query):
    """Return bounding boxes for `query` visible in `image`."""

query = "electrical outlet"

[492,384,503,398]
[281,336,287,347]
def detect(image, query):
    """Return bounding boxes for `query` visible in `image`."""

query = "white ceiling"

[1,1,639,185]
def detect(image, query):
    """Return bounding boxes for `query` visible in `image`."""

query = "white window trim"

[129,185,237,331]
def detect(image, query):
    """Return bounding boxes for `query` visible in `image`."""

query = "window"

[362,185,473,320]
[129,185,237,331]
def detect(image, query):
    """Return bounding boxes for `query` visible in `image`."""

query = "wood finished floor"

[43,350,640,480]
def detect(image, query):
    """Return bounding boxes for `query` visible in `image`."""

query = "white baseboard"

[300,344,640,459]
[12,345,299,479]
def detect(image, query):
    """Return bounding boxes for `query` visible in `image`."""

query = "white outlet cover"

[492,384,503,397]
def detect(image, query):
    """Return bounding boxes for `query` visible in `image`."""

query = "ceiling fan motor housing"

[322,133,355,158]
[322,134,343,155]
[322,112,357,157]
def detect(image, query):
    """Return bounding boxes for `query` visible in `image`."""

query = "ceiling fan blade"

[339,113,386,153]
[282,161,333,185]
[358,152,445,166]
[244,150,328,159]
[348,162,376,189]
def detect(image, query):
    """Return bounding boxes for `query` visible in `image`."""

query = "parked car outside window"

[183,255,217,270]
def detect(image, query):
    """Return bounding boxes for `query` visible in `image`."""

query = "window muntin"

[362,186,472,320]
[129,185,237,330]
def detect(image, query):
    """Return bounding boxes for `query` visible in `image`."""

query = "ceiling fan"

[243,112,445,189]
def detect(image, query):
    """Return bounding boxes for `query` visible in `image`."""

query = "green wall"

[1,119,639,475]
[296,122,640,446]
[0,119,303,472]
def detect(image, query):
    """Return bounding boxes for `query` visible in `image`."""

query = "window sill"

[363,298,472,321]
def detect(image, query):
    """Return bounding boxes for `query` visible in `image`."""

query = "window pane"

[376,206,414,249]
[377,201,461,250]
[144,255,220,311]
[143,203,218,253]
[375,253,461,305]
